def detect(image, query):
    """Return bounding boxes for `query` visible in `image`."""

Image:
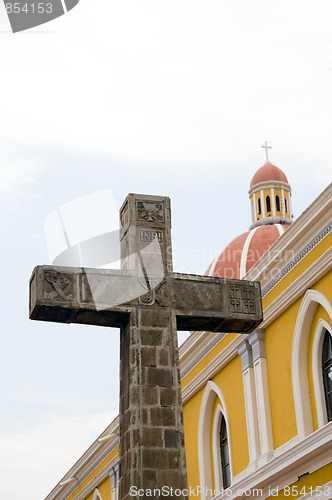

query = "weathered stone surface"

[164,429,179,448]
[29,192,263,500]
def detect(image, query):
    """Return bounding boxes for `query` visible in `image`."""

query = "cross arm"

[168,274,263,333]
[29,265,144,327]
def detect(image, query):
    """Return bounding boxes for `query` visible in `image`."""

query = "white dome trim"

[239,227,259,279]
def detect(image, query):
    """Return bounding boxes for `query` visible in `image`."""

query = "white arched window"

[292,290,332,438]
[275,195,281,212]
[322,330,332,421]
[312,320,332,427]
[266,195,271,213]
[212,406,231,490]
[257,198,262,215]
[198,381,233,500]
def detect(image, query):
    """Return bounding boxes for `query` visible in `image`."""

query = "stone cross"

[261,140,272,162]
[29,194,263,500]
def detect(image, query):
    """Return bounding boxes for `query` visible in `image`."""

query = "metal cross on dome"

[261,140,272,162]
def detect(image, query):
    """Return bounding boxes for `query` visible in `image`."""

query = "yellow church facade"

[45,164,332,500]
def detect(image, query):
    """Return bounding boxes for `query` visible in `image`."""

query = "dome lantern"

[249,143,293,230]
[206,145,293,280]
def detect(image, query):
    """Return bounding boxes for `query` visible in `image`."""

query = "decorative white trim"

[275,223,284,237]
[272,435,300,459]
[249,180,291,194]
[44,416,120,500]
[253,192,257,220]
[292,290,332,440]
[260,248,332,329]
[289,192,293,219]
[253,358,274,462]
[281,188,285,216]
[312,320,332,428]
[242,367,260,466]
[207,252,222,277]
[73,456,119,500]
[198,381,233,500]
[271,187,276,216]
[93,489,102,500]
[262,220,332,298]
[260,189,266,218]
[212,405,223,491]
[239,227,258,279]
[213,421,332,499]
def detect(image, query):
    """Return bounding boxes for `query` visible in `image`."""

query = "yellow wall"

[212,356,249,476]
[265,299,300,448]
[85,477,112,500]
[182,353,249,495]
[250,183,291,222]
[183,388,203,494]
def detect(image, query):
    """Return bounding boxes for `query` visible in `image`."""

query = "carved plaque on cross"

[29,193,263,500]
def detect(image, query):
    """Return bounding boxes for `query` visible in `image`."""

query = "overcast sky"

[1,1,332,499]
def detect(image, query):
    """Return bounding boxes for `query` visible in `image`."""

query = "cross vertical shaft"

[119,194,187,499]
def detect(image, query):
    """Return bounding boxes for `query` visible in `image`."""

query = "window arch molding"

[292,290,332,440]
[198,381,233,500]
[92,489,102,500]
[312,319,332,427]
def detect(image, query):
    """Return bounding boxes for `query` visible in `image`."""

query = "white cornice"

[260,248,332,328]
[45,417,119,500]
[249,180,291,194]
[72,455,119,500]
[214,422,332,499]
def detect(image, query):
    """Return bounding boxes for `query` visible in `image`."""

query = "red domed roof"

[250,162,289,189]
[206,224,288,280]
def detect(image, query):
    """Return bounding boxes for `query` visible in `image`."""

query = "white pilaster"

[248,330,274,465]
[289,192,293,219]
[253,193,257,220]
[237,340,260,469]
[271,187,276,216]
[281,188,285,216]
[110,464,120,500]
[260,189,266,217]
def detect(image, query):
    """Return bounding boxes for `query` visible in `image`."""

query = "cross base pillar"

[120,306,188,500]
